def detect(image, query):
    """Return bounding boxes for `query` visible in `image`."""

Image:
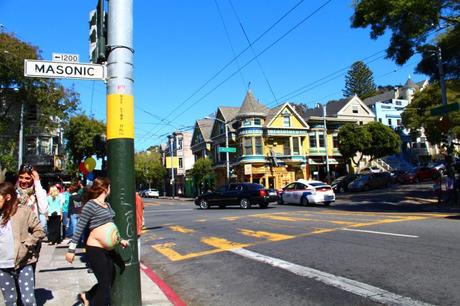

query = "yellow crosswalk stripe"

[152,242,223,261]
[201,237,250,250]
[169,225,195,233]
[239,229,294,241]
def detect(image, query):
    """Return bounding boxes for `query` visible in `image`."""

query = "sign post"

[105,1,141,305]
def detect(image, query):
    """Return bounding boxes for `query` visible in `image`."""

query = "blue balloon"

[87,172,94,181]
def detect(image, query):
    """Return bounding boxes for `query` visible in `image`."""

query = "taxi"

[278,179,335,206]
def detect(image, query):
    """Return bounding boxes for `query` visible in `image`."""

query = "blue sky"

[1,0,425,151]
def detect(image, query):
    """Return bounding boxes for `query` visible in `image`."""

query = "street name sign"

[218,147,237,153]
[52,53,80,63]
[24,59,105,80]
[430,102,460,116]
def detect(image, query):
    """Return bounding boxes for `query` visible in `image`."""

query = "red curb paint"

[140,262,186,306]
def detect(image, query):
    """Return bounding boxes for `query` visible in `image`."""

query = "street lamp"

[205,116,230,183]
[317,103,330,183]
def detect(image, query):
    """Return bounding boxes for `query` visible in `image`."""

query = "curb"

[140,262,186,306]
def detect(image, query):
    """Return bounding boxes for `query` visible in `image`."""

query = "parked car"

[427,162,446,174]
[360,166,381,173]
[396,167,439,184]
[390,169,407,183]
[278,179,335,206]
[347,172,392,192]
[194,183,277,209]
[331,174,358,193]
[142,188,160,198]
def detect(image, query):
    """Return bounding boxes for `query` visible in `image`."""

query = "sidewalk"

[0,243,173,306]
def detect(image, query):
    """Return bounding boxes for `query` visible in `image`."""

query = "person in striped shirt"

[65,177,128,306]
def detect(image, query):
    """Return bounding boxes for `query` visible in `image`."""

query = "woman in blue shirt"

[46,185,62,245]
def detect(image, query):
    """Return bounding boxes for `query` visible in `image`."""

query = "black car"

[348,172,393,192]
[331,174,358,193]
[194,182,278,209]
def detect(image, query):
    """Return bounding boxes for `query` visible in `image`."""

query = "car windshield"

[309,182,327,187]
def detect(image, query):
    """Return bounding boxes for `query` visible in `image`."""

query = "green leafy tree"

[343,61,377,99]
[63,115,106,168]
[338,123,371,166]
[190,158,215,194]
[134,150,166,190]
[338,122,400,166]
[0,32,79,172]
[401,80,460,144]
[351,0,460,80]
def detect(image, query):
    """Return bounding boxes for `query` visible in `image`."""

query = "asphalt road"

[140,183,460,306]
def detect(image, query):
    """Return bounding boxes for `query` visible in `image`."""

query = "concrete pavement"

[0,242,174,306]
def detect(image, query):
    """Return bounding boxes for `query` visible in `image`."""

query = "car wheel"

[259,203,268,209]
[277,198,284,205]
[240,198,251,209]
[363,185,369,191]
[301,197,309,206]
[324,201,331,206]
[339,186,345,193]
[199,199,210,209]
[218,205,225,209]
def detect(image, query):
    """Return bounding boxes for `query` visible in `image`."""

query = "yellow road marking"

[201,237,250,250]
[222,216,241,221]
[169,226,195,234]
[196,219,207,222]
[152,242,223,261]
[239,229,294,241]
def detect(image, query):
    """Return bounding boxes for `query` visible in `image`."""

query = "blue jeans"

[62,211,70,238]
[68,214,79,238]
[39,213,47,234]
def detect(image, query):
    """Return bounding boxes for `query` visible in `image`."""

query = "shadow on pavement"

[35,288,53,306]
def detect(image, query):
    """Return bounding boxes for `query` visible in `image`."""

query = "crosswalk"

[145,210,448,262]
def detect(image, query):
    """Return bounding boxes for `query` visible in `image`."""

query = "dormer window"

[283,112,291,127]
[254,118,261,126]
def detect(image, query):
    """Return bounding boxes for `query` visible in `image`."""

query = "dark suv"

[194,183,277,209]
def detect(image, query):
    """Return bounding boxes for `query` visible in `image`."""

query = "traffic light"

[89,0,107,64]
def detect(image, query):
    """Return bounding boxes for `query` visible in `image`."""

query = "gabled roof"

[363,90,397,106]
[237,90,269,118]
[219,106,240,124]
[196,118,213,142]
[265,102,309,128]
[302,97,352,118]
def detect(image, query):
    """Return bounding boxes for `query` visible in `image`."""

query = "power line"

[142,0,333,144]
[140,0,310,140]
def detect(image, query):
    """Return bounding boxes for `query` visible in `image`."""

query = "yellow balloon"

[84,157,97,172]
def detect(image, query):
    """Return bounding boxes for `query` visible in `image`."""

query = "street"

[140,183,460,306]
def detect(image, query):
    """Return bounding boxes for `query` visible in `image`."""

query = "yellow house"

[228,91,310,189]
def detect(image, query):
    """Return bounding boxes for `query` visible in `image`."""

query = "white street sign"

[52,53,80,63]
[24,59,105,80]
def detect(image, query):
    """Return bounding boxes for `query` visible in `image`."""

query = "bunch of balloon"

[84,157,96,185]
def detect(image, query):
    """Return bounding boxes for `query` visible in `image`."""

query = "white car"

[143,189,159,198]
[278,179,335,206]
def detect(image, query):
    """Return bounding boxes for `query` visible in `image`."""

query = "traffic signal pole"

[106,0,142,305]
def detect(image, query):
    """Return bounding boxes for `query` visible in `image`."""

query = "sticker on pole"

[107,94,134,139]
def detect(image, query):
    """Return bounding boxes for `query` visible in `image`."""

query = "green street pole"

[106,0,141,305]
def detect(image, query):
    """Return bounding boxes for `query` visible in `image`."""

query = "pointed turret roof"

[237,90,269,118]
[403,75,419,90]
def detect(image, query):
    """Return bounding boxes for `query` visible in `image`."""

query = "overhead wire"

[136,0,313,145]
[140,0,333,145]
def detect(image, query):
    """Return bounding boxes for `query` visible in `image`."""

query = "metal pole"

[323,105,330,183]
[106,0,141,305]
[170,136,175,198]
[225,123,230,183]
[437,46,454,182]
[18,101,24,169]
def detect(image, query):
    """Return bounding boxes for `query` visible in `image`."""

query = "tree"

[343,61,377,99]
[401,80,460,144]
[351,0,460,80]
[134,150,166,191]
[190,158,215,194]
[63,114,106,168]
[338,122,401,166]
[0,32,79,171]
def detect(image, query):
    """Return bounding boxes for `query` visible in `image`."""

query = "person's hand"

[65,252,75,264]
[31,170,40,182]
[120,239,130,249]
